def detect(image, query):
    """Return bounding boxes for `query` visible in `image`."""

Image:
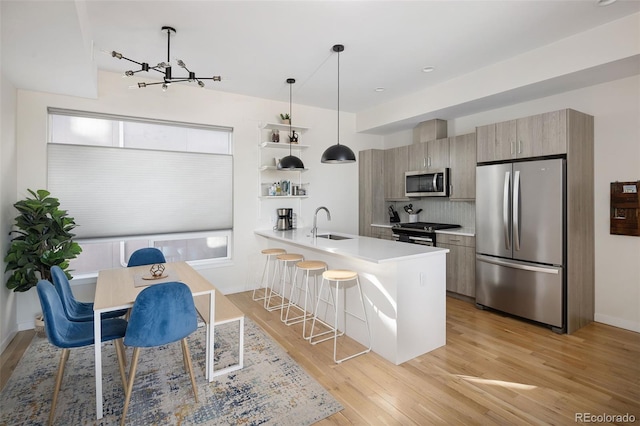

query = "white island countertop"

[254,227,447,264]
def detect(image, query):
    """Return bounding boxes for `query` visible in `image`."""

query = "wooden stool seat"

[323,269,358,281]
[277,253,304,262]
[261,248,286,255]
[296,260,328,271]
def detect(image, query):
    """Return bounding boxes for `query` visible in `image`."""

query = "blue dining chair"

[36,280,127,426]
[127,247,166,267]
[120,281,199,426]
[50,265,128,321]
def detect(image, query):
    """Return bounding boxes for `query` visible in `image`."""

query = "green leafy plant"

[4,189,82,292]
[280,113,290,121]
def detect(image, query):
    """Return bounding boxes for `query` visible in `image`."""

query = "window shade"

[48,143,232,239]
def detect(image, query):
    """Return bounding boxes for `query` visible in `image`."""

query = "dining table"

[93,261,216,420]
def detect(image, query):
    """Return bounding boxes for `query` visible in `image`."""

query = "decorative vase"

[282,119,290,125]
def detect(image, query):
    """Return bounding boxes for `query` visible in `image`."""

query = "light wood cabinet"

[408,138,450,171]
[477,111,568,163]
[438,234,475,298]
[359,149,385,236]
[384,145,409,200]
[371,226,394,240]
[449,133,476,200]
[412,119,447,144]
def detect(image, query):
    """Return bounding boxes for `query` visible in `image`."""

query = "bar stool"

[265,253,304,313]
[309,269,372,363]
[253,248,287,308]
[283,260,328,338]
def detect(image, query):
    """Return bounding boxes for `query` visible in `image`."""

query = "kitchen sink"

[316,233,351,240]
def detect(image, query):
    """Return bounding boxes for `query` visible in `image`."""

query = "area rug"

[0,318,342,425]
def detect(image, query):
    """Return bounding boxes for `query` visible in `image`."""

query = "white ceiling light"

[422,66,435,73]
[375,87,385,92]
[596,0,617,6]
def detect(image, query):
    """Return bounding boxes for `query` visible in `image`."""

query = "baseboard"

[17,319,35,332]
[0,330,17,355]
[595,313,640,333]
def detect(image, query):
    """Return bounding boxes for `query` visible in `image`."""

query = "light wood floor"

[2,294,639,424]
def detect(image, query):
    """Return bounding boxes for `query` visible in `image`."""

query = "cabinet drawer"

[437,234,475,247]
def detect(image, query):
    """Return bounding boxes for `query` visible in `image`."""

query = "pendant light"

[321,44,356,164]
[278,78,305,170]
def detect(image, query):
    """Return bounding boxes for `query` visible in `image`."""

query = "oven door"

[408,235,434,246]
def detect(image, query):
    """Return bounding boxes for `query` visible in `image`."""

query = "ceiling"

[2,1,639,125]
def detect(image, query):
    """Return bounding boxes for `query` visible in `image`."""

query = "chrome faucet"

[312,206,331,238]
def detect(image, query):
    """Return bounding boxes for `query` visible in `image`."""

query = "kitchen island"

[255,228,449,365]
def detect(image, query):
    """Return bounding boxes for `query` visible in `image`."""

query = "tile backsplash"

[390,199,475,229]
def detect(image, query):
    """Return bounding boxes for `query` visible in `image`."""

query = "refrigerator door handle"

[513,170,521,251]
[477,255,560,274]
[503,171,511,250]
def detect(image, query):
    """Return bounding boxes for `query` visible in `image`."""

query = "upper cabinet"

[477,110,568,163]
[449,133,476,200]
[410,119,449,171]
[408,138,450,171]
[384,145,409,200]
[412,119,447,144]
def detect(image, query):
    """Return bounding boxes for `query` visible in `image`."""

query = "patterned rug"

[0,318,342,425]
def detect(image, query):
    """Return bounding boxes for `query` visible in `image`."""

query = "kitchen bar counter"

[255,228,447,263]
[255,228,448,365]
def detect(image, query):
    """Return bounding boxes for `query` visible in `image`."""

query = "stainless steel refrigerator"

[475,158,565,332]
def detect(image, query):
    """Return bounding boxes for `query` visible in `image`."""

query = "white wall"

[11,70,381,330]
[384,74,639,332]
[1,72,18,352]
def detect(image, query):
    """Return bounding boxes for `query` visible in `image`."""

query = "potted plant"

[279,113,290,124]
[4,189,82,293]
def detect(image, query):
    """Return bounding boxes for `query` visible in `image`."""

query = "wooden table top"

[94,261,215,312]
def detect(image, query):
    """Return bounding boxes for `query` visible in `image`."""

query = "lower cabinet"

[371,226,394,240]
[438,234,475,298]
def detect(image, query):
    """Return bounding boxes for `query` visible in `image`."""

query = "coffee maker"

[275,208,293,230]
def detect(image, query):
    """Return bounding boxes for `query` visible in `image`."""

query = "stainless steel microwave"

[405,168,449,197]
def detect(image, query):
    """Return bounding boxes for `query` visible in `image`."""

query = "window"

[47,109,233,275]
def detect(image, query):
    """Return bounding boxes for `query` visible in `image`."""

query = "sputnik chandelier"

[111,26,221,91]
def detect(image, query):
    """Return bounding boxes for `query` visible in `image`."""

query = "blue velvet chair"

[127,247,166,267]
[50,265,128,321]
[120,282,198,425]
[36,280,127,426]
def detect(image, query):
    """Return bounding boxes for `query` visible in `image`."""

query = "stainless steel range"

[392,222,461,246]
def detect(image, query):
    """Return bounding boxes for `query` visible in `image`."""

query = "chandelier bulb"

[111,51,123,59]
[198,81,205,88]
[162,83,169,92]
[124,70,134,77]
[138,82,147,88]
[213,76,222,82]
[177,59,186,68]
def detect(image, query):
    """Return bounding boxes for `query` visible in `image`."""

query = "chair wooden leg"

[49,348,70,426]
[181,338,199,403]
[120,347,141,426]
[114,339,127,391]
